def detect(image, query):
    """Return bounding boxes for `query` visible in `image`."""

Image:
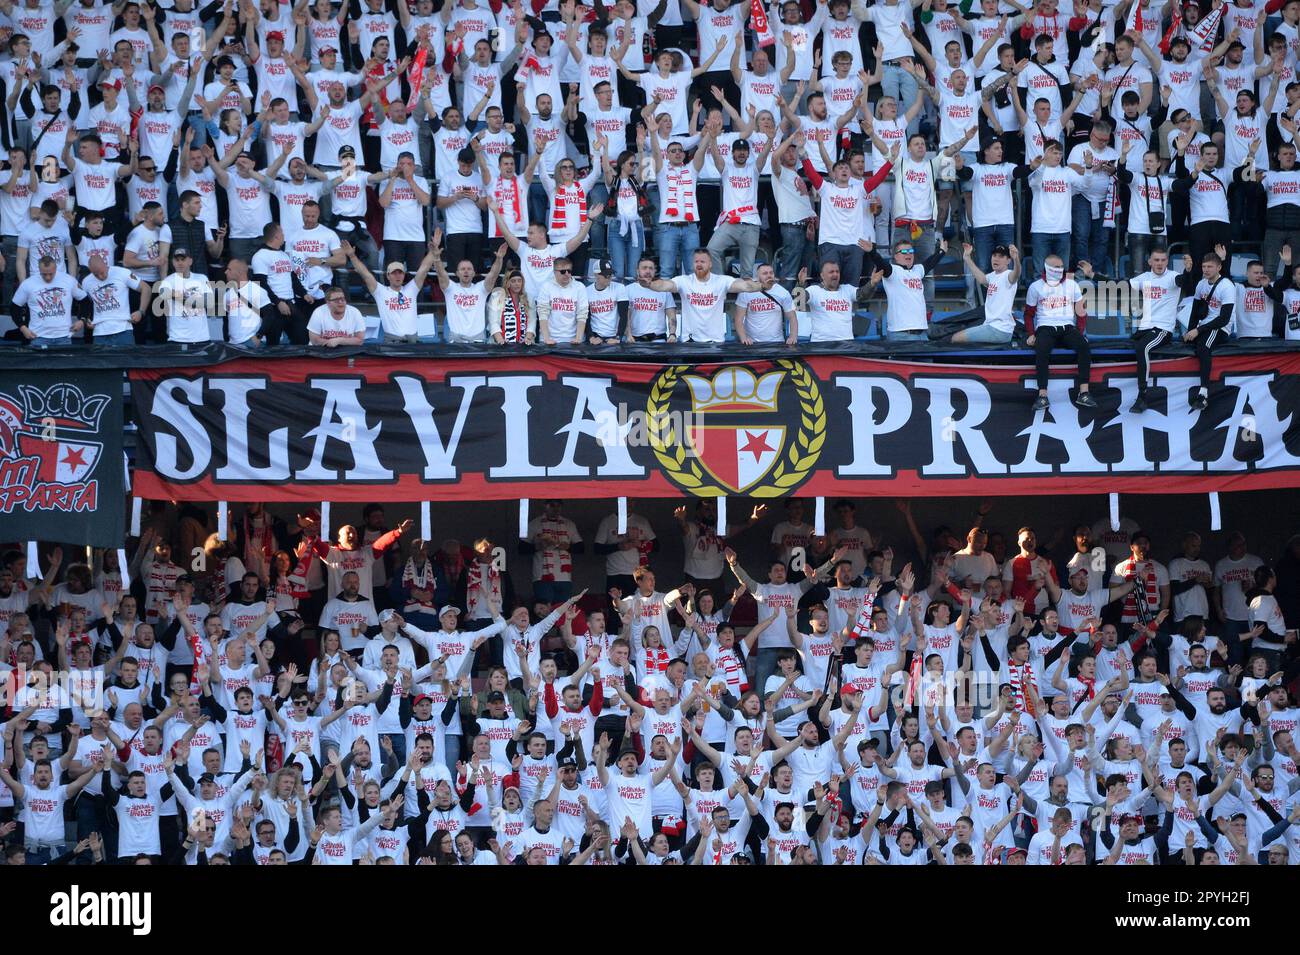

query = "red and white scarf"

[403,558,436,593]
[849,591,877,644]
[550,181,587,233]
[466,560,501,616]
[642,645,670,679]
[495,175,524,231]
[244,512,275,576]
[1120,560,1160,623]
[1009,661,1038,716]
[662,164,697,222]
[189,631,208,697]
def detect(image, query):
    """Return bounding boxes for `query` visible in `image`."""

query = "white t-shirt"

[82,267,142,337]
[806,284,857,341]
[672,272,733,342]
[157,272,213,342]
[443,280,489,340]
[14,272,87,338]
[224,281,271,344]
[538,279,589,342]
[374,282,421,338]
[308,304,367,342]
[586,281,626,339]
[736,285,795,342]
[626,285,676,338]
[382,175,431,241]
[1026,278,1083,329]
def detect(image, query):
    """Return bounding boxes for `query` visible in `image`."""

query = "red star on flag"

[60,446,88,474]
[738,430,775,461]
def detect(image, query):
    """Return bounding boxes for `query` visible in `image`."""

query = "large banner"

[0,372,125,547]
[129,353,1300,503]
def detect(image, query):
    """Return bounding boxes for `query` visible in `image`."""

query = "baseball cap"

[198,772,216,784]
[338,144,356,158]
[438,605,461,619]
[266,30,285,41]
[732,138,751,152]
[992,244,1011,257]
[412,693,432,705]
[486,690,506,703]
[320,46,338,56]
[378,608,398,624]
[386,261,407,274]
[841,684,861,698]
[557,755,578,769]
[597,258,614,275]
[171,247,191,258]
[148,84,165,95]
[1069,566,1089,578]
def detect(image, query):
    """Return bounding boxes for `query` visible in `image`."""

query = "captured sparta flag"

[751,0,776,47]
[0,373,124,547]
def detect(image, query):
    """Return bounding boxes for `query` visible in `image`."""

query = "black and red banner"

[128,352,1300,503]
[0,371,125,547]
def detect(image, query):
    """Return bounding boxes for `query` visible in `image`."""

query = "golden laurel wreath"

[646,359,827,498]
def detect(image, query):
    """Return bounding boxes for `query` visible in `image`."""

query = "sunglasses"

[556,268,571,274]
[896,248,915,254]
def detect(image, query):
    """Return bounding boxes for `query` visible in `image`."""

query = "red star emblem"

[738,430,775,461]
[60,446,88,474]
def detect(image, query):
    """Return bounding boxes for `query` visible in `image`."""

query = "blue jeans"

[886,329,927,341]
[777,222,810,283]
[28,336,72,348]
[656,221,700,278]
[1029,231,1071,285]
[24,843,66,865]
[971,223,1015,273]
[882,64,921,135]
[959,322,1013,344]
[95,330,135,347]
[444,733,461,776]
[1070,194,1112,273]
[528,182,549,233]
[606,219,644,282]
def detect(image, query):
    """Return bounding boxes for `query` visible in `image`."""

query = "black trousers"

[445,232,484,274]
[1133,327,1172,392]
[262,300,310,345]
[1189,220,1231,272]
[1033,324,1091,389]
[1190,322,1225,388]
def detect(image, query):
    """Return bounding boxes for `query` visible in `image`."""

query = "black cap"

[171,247,191,258]
[198,772,216,784]
[732,138,751,152]
[992,244,1011,257]
[338,144,356,157]
[557,755,578,769]
[486,690,506,703]
[598,258,614,275]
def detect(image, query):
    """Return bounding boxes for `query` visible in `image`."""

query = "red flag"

[406,46,428,111]
[751,0,775,47]
[903,649,923,709]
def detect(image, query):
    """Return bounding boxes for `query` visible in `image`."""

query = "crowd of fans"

[1,496,1298,865]
[0,0,1298,393]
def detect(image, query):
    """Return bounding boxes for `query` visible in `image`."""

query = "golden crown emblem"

[682,367,785,414]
